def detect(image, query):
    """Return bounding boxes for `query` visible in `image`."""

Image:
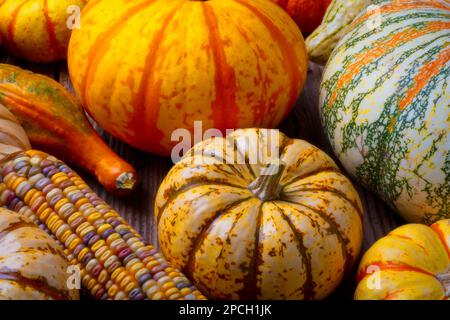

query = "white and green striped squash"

[320,0,450,224]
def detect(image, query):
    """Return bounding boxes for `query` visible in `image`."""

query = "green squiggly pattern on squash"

[320,0,450,224]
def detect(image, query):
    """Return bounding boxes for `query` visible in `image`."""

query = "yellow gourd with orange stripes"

[155,129,364,299]
[0,0,87,62]
[320,0,450,224]
[355,219,450,300]
[68,0,308,156]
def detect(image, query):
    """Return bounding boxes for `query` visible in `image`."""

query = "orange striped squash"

[0,0,87,63]
[68,0,308,156]
[320,0,450,224]
[355,219,450,300]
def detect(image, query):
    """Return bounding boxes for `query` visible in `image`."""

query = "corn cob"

[0,150,206,300]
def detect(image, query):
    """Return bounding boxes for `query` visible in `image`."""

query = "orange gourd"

[156,129,363,299]
[0,0,87,63]
[272,0,332,34]
[68,0,308,156]
[0,64,137,195]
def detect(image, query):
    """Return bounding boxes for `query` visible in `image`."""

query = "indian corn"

[0,150,206,300]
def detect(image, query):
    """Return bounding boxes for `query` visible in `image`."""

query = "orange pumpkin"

[0,0,87,62]
[68,0,308,156]
[272,0,332,34]
[156,129,364,299]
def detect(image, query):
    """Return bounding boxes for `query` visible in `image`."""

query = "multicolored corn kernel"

[0,150,205,301]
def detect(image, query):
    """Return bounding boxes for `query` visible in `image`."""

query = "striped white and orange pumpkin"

[68,0,308,156]
[355,219,449,300]
[320,0,450,224]
[155,129,363,299]
[0,208,79,300]
[0,0,87,62]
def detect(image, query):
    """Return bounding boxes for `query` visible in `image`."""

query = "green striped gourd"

[306,0,374,64]
[320,0,450,224]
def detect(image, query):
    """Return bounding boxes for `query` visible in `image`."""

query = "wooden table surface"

[0,52,405,300]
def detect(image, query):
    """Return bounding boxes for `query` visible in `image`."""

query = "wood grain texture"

[0,50,404,300]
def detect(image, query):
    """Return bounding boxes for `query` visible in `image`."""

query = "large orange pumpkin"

[0,0,88,63]
[68,0,308,156]
[272,0,332,34]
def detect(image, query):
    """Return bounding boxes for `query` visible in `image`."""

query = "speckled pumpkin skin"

[68,0,308,156]
[320,0,450,224]
[0,0,87,63]
[0,209,79,300]
[155,129,363,300]
[355,219,450,300]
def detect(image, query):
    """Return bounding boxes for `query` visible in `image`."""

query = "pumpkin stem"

[248,161,285,202]
[437,269,450,297]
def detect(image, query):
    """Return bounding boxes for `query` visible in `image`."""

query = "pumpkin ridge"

[184,196,253,281]
[156,181,247,225]
[278,135,294,158]
[42,0,61,59]
[282,186,363,220]
[5,0,28,56]
[388,233,433,255]
[0,270,70,300]
[382,288,407,300]
[236,203,263,300]
[0,220,37,242]
[357,261,435,282]
[273,203,314,300]
[79,0,102,16]
[202,2,239,130]
[131,4,180,151]
[431,223,450,259]
[234,0,304,121]
[280,198,352,271]
[282,167,340,188]
[79,0,158,107]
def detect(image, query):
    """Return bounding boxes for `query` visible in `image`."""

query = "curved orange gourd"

[68,0,308,156]
[355,220,450,300]
[156,129,364,299]
[0,64,137,195]
[0,0,87,63]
